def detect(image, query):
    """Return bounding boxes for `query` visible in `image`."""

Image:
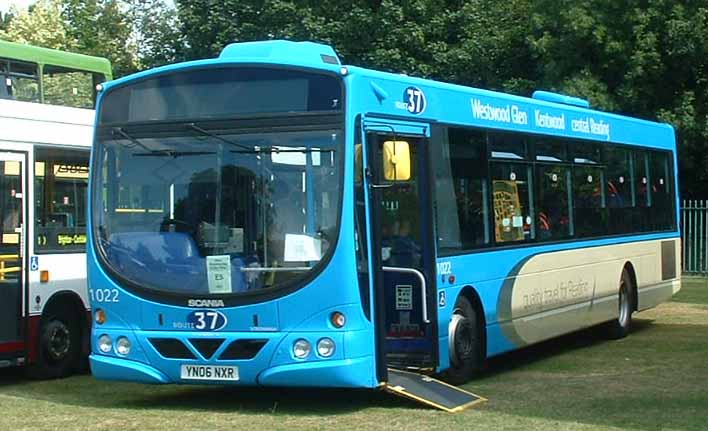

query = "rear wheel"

[444,295,484,385]
[606,270,634,339]
[27,310,81,379]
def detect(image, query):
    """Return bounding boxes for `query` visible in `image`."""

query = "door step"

[383,368,487,413]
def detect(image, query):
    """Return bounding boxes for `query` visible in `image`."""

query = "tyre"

[27,310,81,379]
[443,295,484,385]
[606,269,634,339]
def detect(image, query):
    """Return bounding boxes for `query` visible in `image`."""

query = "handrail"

[382,266,430,323]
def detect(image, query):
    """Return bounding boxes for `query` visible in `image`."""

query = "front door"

[365,124,438,377]
[0,152,25,346]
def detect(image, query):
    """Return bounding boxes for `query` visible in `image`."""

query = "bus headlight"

[316,338,335,357]
[115,337,131,356]
[293,339,311,359]
[98,334,112,353]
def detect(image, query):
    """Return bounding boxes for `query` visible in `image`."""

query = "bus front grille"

[148,338,196,359]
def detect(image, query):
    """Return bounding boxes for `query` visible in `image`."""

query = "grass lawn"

[2,279,708,431]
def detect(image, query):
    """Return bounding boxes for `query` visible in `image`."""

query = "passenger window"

[434,128,489,253]
[0,59,39,103]
[573,164,606,237]
[43,65,95,109]
[605,146,634,234]
[650,151,673,230]
[34,148,90,253]
[535,164,572,240]
[491,162,533,243]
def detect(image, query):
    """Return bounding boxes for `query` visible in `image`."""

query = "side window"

[535,164,572,240]
[633,150,650,231]
[605,146,634,234]
[491,162,533,243]
[573,163,606,237]
[43,65,95,109]
[34,148,90,253]
[649,151,674,230]
[434,128,489,253]
[0,59,39,103]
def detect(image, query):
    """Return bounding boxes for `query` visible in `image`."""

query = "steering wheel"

[159,218,194,234]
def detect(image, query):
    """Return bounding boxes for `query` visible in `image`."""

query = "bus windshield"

[93,128,343,296]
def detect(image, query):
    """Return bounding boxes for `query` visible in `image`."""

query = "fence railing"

[682,200,708,274]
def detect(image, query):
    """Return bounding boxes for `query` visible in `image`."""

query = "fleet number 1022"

[89,288,120,303]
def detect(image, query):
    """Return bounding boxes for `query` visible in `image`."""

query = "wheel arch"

[41,290,90,355]
[455,285,487,359]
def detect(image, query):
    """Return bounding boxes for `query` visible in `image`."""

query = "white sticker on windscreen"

[206,255,232,294]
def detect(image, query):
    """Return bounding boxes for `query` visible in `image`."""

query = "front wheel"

[27,312,81,379]
[443,295,484,385]
[605,270,634,339]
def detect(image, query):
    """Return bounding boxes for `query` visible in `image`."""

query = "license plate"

[180,364,239,381]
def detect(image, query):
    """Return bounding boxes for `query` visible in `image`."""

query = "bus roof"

[0,39,113,79]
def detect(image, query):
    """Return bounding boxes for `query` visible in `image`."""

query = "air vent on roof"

[219,40,341,66]
[532,90,590,108]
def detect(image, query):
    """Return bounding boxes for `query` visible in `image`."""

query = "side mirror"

[382,140,411,181]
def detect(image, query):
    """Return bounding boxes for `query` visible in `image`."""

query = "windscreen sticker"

[206,255,232,294]
[30,256,38,271]
[284,234,322,262]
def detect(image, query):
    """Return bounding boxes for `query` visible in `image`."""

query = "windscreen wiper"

[187,123,254,151]
[133,151,215,158]
[112,127,153,152]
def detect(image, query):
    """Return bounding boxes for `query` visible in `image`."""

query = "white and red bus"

[0,41,111,377]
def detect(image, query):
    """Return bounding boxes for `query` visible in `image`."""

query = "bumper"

[89,353,376,388]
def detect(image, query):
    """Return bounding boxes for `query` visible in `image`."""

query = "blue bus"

[87,40,679,408]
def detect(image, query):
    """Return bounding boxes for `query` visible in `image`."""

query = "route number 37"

[405,86,426,114]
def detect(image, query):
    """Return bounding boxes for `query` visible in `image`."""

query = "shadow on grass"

[479,318,655,379]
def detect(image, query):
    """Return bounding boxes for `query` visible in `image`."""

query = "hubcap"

[618,284,630,327]
[47,323,71,361]
[449,313,475,366]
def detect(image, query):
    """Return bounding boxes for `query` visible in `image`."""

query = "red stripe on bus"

[27,315,41,363]
[0,341,24,353]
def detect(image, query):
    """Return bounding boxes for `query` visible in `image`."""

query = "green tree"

[126,0,185,69]
[62,0,139,77]
[175,0,535,90]
[0,0,75,49]
[528,0,708,197]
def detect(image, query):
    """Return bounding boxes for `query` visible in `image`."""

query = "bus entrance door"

[364,123,438,375]
[0,152,25,350]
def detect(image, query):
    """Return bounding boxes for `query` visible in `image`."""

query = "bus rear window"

[99,67,342,124]
[34,148,89,253]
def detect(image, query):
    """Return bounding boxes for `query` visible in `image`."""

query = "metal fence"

[682,200,708,274]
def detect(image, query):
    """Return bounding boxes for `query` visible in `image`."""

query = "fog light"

[317,338,335,357]
[293,339,311,359]
[116,337,131,356]
[98,334,112,353]
[330,312,346,328]
[94,309,106,325]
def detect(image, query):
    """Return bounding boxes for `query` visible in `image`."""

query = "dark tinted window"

[573,165,606,237]
[649,151,674,230]
[434,128,489,253]
[605,146,634,234]
[535,164,572,240]
[489,133,527,159]
[100,67,342,124]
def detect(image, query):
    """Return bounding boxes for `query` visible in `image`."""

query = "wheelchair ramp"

[384,368,487,413]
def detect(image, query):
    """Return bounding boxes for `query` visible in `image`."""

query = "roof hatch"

[219,40,340,66]
[532,90,590,108]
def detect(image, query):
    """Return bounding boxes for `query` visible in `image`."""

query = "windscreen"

[93,129,343,296]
